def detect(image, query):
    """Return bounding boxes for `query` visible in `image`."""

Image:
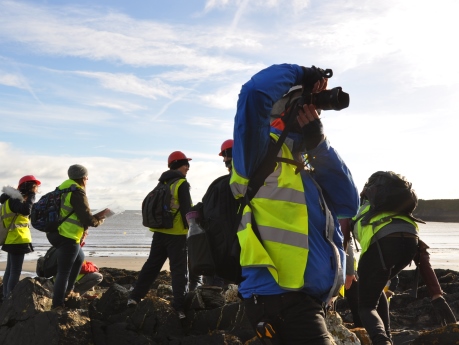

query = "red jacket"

[80,261,98,274]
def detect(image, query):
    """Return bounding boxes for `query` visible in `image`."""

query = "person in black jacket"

[1,175,41,299]
[128,151,194,319]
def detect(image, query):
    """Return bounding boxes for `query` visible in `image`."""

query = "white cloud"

[0,1,263,78]
[0,72,27,89]
[198,83,241,110]
[0,141,227,210]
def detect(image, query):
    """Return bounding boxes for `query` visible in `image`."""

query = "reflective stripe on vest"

[230,133,309,289]
[58,179,84,243]
[151,178,189,235]
[1,199,32,244]
[353,202,419,256]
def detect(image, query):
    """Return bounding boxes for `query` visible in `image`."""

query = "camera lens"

[313,87,349,111]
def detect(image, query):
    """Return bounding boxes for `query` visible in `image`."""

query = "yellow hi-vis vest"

[353,202,419,256]
[58,179,85,243]
[150,178,188,235]
[1,199,32,244]
[230,133,309,290]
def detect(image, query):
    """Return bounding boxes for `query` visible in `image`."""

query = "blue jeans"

[3,252,25,298]
[47,232,84,307]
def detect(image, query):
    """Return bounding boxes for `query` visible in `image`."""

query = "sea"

[1,210,458,272]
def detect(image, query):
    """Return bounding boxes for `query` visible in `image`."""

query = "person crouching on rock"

[1,175,41,300]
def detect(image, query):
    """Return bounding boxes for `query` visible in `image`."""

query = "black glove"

[301,66,331,89]
[301,118,324,150]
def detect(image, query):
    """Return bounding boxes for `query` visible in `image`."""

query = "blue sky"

[1,0,458,210]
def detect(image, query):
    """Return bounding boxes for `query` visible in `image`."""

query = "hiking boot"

[432,296,457,326]
[127,298,138,307]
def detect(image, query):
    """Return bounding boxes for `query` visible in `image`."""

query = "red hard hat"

[168,151,192,166]
[18,175,41,188]
[219,139,234,156]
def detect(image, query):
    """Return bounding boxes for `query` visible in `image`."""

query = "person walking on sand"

[0,175,41,300]
[128,151,194,319]
[46,164,105,310]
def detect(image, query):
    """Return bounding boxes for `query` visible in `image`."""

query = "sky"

[1,0,458,211]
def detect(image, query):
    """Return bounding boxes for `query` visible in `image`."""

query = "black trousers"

[244,292,332,345]
[130,232,187,311]
[358,235,418,345]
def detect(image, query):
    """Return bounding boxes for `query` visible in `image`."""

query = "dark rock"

[411,323,459,344]
[184,286,226,311]
[2,266,459,344]
[94,283,129,320]
[183,302,253,340]
[0,277,52,326]
[105,322,156,345]
[179,331,248,345]
[97,267,138,288]
[128,298,184,339]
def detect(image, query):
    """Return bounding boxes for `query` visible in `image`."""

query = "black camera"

[300,66,349,111]
[302,86,349,111]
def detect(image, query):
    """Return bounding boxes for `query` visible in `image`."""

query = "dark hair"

[221,148,233,158]
[18,181,36,196]
[170,159,190,170]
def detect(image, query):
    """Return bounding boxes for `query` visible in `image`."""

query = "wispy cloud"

[76,71,181,100]
[0,1,262,77]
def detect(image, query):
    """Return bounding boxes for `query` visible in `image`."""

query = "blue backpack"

[31,186,77,232]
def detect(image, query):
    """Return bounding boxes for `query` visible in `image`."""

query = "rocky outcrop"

[1,268,459,344]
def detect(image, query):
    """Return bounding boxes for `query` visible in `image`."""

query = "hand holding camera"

[300,66,349,111]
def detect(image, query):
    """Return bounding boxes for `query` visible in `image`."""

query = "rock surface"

[0,268,458,344]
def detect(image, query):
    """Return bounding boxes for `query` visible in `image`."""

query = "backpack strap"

[247,95,301,200]
[57,186,77,226]
[245,95,305,242]
[276,157,305,174]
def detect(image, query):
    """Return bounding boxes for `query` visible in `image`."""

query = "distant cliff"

[414,199,459,222]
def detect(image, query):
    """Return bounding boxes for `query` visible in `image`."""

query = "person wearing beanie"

[46,164,105,310]
[128,151,194,319]
[0,175,41,299]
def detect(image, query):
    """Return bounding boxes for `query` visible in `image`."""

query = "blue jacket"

[233,63,359,302]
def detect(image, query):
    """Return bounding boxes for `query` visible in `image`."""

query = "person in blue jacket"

[230,63,359,344]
